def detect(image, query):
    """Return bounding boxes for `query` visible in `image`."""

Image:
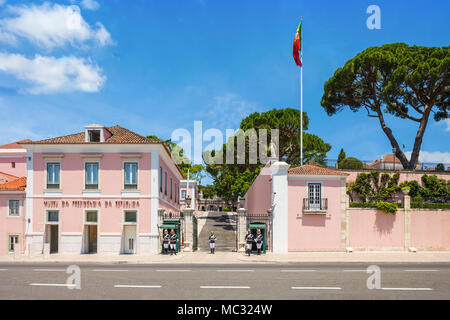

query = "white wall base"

[60,234,83,254]
[99,234,121,254]
[138,234,159,254]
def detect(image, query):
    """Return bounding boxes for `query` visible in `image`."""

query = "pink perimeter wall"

[411,210,450,249]
[349,209,405,248]
[244,168,272,215]
[0,194,26,255]
[288,179,342,251]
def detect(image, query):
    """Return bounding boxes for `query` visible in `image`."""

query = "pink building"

[244,161,450,252]
[0,140,29,183]
[0,124,184,256]
[0,177,27,256]
[244,161,348,253]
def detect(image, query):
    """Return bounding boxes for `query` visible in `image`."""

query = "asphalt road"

[0,263,449,300]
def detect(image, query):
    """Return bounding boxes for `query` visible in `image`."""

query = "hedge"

[411,202,450,210]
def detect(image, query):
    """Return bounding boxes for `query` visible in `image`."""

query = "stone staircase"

[198,211,237,252]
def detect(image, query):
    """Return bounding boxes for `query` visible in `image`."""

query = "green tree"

[321,43,449,170]
[199,185,217,199]
[146,135,205,183]
[205,108,332,203]
[338,148,346,163]
[339,157,364,170]
[435,163,445,172]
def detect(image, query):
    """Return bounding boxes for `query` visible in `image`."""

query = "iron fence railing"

[303,198,328,211]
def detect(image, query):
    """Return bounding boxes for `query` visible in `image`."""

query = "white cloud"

[205,93,258,129]
[444,119,450,132]
[0,52,105,94]
[404,151,450,164]
[81,0,100,10]
[0,2,112,49]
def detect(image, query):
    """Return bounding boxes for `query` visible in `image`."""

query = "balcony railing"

[303,198,328,211]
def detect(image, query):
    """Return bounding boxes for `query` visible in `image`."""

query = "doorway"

[85,225,98,254]
[123,225,136,254]
[45,224,59,254]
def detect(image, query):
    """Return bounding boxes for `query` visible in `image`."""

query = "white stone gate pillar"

[237,208,247,252]
[157,208,165,253]
[183,208,195,252]
[270,161,290,253]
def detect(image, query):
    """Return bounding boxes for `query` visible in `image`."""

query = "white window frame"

[46,162,61,189]
[123,210,138,224]
[7,199,21,217]
[8,234,19,253]
[46,210,60,224]
[181,189,186,200]
[84,161,100,190]
[85,210,99,224]
[164,171,167,196]
[123,161,138,190]
[160,167,163,193]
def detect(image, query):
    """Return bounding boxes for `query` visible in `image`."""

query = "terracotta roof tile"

[0,172,19,180]
[23,125,160,145]
[0,139,31,149]
[0,172,20,184]
[381,154,402,163]
[0,177,27,191]
[289,164,349,176]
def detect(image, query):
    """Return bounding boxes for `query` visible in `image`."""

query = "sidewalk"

[2,251,450,264]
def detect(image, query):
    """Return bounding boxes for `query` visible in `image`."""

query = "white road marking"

[217,270,255,272]
[33,269,65,272]
[114,285,161,288]
[200,286,251,289]
[292,286,342,290]
[281,270,316,272]
[0,269,8,271]
[156,269,191,272]
[381,287,433,291]
[404,269,439,272]
[92,269,129,272]
[30,283,76,287]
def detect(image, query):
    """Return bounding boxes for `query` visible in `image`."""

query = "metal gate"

[193,215,198,251]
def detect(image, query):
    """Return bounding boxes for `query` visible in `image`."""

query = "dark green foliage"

[337,148,346,165]
[199,185,217,199]
[349,201,399,214]
[339,157,364,169]
[374,201,398,214]
[435,163,445,172]
[411,201,450,210]
[321,43,449,170]
[347,171,401,202]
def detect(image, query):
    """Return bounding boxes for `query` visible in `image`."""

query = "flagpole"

[300,16,303,166]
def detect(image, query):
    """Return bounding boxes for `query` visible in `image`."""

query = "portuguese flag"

[292,20,302,67]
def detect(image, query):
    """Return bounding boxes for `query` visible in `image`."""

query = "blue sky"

[0,0,449,164]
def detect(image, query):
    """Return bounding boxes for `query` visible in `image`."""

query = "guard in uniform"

[162,229,170,254]
[244,229,254,256]
[209,231,217,254]
[169,229,178,255]
[255,229,264,255]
